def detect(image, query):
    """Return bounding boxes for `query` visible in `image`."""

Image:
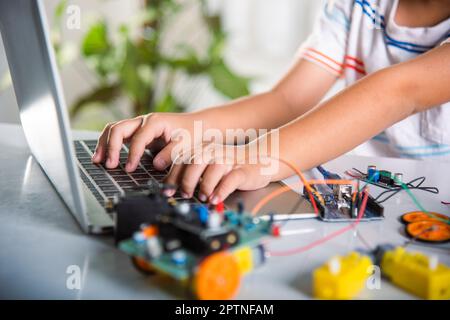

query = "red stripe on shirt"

[304,48,366,75]
[303,53,343,75]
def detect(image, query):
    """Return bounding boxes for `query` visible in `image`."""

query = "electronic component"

[313,252,373,299]
[302,180,384,221]
[367,165,379,183]
[345,166,439,204]
[393,172,403,184]
[378,170,393,185]
[113,183,273,300]
[113,188,172,244]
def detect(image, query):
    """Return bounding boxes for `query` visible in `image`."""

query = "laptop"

[0,0,314,234]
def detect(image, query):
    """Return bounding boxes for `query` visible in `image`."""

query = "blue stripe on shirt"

[399,149,450,158]
[353,0,440,53]
[371,135,450,158]
[324,2,350,31]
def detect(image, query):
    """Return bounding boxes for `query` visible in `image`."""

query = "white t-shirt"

[299,0,450,160]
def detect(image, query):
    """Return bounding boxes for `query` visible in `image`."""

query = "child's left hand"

[164,143,275,204]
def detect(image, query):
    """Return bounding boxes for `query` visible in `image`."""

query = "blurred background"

[0,0,323,130]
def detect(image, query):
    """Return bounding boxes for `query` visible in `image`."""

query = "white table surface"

[0,123,448,299]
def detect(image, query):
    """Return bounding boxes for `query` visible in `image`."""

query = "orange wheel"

[131,256,156,275]
[193,252,241,300]
[401,211,449,224]
[406,221,450,243]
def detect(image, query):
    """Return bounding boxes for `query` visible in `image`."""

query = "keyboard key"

[117,182,137,188]
[134,178,151,185]
[82,163,101,169]
[121,185,142,191]
[91,171,111,178]
[84,140,98,147]
[86,169,105,175]
[130,173,151,179]
[95,178,114,185]
[140,160,153,166]
[132,168,147,174]
[107,169,126,176]
[113,176,132,182]
[99,185,119,192]
[104,191,121,197]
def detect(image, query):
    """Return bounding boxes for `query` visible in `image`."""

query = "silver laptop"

[0,0,314,234]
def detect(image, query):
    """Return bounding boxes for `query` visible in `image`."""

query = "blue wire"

[316,165,341,180]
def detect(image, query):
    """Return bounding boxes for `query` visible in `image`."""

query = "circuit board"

[119,207,272,281]
[303,182,384,222]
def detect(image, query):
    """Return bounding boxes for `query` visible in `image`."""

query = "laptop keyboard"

[74,140,198,208]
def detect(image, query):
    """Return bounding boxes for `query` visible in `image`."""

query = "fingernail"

[181,192,189,199]
[164,189,175,197]
[125,162,133,172]
[211,196,220,205]
[154,158,166,170]
[199,194,207,202]
[106,158,113,168]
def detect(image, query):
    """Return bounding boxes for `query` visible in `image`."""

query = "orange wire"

[271,158,322,211]
[251,184,293,216]
[250,178,360,216]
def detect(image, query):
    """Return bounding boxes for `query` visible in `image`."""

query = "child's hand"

[92,113,195,172]
[164,143,275,204]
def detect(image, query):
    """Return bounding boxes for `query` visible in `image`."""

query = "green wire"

[372,171,450,225]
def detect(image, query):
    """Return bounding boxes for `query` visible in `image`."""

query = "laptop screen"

[0,0,88,230]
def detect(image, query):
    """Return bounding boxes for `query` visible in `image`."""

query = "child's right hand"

[92,113,195,172]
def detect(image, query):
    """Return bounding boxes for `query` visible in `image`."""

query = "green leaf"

[208,61,250,99]
[154,92,181,113]
[70,84,121,118]
[54,0,68,23]
[119,40,151,107]
[82,21,110,57]
[208,31,226,63]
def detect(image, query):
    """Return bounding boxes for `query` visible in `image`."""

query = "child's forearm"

[188,60,337,137]
[189,91,295,133]
[270,44,450,179]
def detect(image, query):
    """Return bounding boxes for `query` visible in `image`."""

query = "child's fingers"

[125,125,159,172]
[153,140,179,171]
[179,161,209,198]
[164,153,190,195]
[125,135,148,172]
[105,118,143,168]
[210,168,245,205]
[92,122,114,164]
[200,164,231,202]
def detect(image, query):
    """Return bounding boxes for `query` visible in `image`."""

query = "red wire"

[344,170,364,179]
[268,189,369,257]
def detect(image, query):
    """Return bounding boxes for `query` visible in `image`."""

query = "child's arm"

[93,59,336,171]
[273,43,450,177]
[166,44,450,202]
[191,59,337,133]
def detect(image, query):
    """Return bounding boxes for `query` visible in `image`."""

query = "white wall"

[220,0,322,91]
[0,0,324,125]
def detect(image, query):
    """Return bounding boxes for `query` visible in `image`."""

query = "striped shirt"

[299,0,450,160]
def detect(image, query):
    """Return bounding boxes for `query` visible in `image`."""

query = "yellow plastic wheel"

[193,251,241,300]
[131,256,156,275]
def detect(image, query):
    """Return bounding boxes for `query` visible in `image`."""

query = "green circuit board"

[119,210,273,280]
